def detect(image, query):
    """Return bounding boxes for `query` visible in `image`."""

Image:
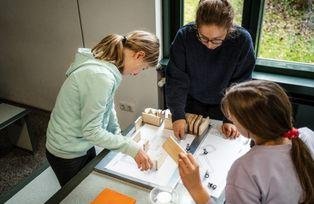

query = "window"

[259,0,314,65]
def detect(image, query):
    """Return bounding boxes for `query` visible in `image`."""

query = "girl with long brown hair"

[46,30,159,186]
[179,80,314,204]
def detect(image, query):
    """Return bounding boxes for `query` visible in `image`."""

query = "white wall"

[0,0,161,130]
[0,0,83,110]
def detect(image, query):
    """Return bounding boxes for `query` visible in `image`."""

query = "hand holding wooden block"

[162,136,185,163]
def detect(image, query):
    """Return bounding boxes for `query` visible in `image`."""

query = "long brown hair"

[196,0,234,32]
[221,80,314,204]
[91,30,159,71]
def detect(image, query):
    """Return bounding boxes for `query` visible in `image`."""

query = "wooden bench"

[0,103,35,152]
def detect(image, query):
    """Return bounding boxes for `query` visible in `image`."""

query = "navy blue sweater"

[165,24,256,121]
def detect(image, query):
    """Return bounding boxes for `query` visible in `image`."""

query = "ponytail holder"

[122,36,127,44]
[282,128,299,139]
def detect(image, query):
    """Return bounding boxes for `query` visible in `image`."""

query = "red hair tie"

[282,128,299,139]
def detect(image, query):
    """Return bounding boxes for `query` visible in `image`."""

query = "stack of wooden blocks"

[164,112,210,137]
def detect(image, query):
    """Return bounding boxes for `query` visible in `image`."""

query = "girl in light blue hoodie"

[46,30,159,186]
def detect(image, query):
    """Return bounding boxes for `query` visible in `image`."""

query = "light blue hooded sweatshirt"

[46,48,140,159]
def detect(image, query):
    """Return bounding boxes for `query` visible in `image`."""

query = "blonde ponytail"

[92,34,125,70]
[92,30,159,71]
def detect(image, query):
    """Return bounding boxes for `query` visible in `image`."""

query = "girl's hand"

[221,123,240,139]
[134,149,153,171]
[178,152,201,190]
[178,153,210,204]
[173,119,187,139]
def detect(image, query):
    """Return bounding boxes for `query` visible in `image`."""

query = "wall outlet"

[119,101,135,112]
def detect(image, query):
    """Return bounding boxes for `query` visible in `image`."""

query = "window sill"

[255,58,314,79]
[253,71,314,98]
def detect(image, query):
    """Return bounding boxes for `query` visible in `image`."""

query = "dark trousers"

[185,95,225,121]
[46,147,96,187]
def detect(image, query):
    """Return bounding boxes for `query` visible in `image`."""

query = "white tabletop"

[60,120,237,204]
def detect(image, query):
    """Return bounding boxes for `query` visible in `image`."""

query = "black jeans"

[46,147,96,187]
[185,95,225,121]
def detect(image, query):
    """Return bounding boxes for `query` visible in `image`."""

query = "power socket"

[119,101,135,112]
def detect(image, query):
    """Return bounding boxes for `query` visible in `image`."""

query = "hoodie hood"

[65,48,122,84]
[66,48,94,77]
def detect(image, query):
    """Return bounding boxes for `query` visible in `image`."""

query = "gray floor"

[0,109,50,199]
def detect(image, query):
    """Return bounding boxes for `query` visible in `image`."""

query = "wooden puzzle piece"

[162,136,185,163]
[190,114,198,133]
[164,118,173,130]
[143,139,150,152]
[156,109,165,118]
[185,113,212,136]
[163,110,173,130]
[199,117,210,136]
[133,131,141,143]
[165,110,172,119]
[144,108,164,117]
[185,113,200,134]
[144,108,153,114]
[193,115,203,135]
[185,113,194,133]
[142,112,163,126]
[134,116,143,131]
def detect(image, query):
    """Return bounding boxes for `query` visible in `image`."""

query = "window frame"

[161,0,314,79]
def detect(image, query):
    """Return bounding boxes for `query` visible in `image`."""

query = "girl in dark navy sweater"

[166,0,255,139]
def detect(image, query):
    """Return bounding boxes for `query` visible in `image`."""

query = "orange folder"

[91,188,136,204]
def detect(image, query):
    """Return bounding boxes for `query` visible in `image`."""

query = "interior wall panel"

[0,0,83,110]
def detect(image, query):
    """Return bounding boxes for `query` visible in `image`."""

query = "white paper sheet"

[194,120,251,198]
[100,123,195,188]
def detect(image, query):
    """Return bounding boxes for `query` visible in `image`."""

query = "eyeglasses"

[196,30,225,46]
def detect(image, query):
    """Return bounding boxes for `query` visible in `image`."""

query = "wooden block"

[162,136,185,163]
[91,188,136,204]
[143,139,149,152]
[144,108,153,114]
[165,109,172,119]
[198,117,210,136]
[185,113,196,133]
[142,112,162,126]
[144,108,165,118]
[185,113,194,125]
[156,109,163,117]
[189,114,198,133]
[164,118,173,130]
[193,115,203,135]
[133,131,141,143]
[161,110,166,118]
[134,116,143,131]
